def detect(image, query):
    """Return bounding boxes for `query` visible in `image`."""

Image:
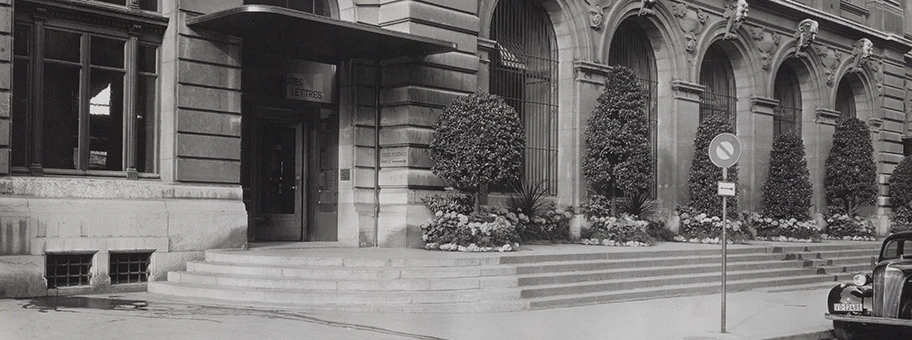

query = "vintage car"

[825,231,912,339]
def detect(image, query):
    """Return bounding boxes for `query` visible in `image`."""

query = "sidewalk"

[0,286,838,340]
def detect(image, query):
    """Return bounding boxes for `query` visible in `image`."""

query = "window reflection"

[88,70,125,170]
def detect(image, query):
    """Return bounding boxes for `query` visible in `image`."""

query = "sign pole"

[721,166,728,334]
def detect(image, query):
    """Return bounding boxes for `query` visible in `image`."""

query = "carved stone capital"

[750,96,779,115]
[815,108,841,125]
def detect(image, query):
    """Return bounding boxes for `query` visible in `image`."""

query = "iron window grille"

[699,45,737,128]
[773,67,802,137]
[109,251,152,284]
[46,252,95,289]
[773,105,801,137]
[835,79,856,120]
[490,0,559,195]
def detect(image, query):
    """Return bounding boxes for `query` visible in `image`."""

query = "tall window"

[699,45,737,127]
[246,0,330,16]
[608,20,657,197]
[773,66,801,137]
[13,18,160,176]
[490,0,559,195]
[835,78,856,120]
[94,0,158,11]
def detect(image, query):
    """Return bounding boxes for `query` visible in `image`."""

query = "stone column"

[665,81,705,230]
[372,1,480,247]
[0,0,11,176]
[741,96,777,212]
[809,108,840,218]
[567,61,610,237]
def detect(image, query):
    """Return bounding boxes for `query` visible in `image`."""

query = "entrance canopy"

[186,5,457,63]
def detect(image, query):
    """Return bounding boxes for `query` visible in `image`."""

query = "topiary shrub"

[688,114,738,217]
[430,91,525,213]
[761,133,813,220]
[824,117,876,216]
[889,156,912,233]
[582,66,652,215]
[421,190,475,215]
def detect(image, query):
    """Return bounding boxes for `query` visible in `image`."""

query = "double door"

[253,115,337,242]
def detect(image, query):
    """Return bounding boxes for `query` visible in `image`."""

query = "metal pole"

[721,166,728,334]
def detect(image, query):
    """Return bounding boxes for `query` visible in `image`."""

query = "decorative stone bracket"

[794,19,818,58]
[639,0,659,16]
[850,38,874,73]
[750,26,780,71]
[672,3,708,53]
[723,0,749,40]
[584,0,611,30]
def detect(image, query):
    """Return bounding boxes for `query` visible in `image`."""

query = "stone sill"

[0,176,242,200]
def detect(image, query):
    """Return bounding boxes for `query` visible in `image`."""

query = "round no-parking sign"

[708,133,741,168]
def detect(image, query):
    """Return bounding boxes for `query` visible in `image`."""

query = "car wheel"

[833,321,858,340]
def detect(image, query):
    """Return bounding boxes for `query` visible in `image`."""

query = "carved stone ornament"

[584,0,611,30]
[750,26,779,71]
[638,0,658,16]
[723,0,749,40]
[794,19,818,58]
[815,45,842,87]
[849,38,873,73]
[672,3,708,53]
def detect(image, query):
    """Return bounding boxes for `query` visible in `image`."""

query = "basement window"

[46,252,95,289]
[109,251,152,284]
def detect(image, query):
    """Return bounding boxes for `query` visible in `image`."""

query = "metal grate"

[109,252,152,284]
[490,0,559,195]
[773,67,801,137]
[699,45,737,128]
[46,253,94,288]
[773,105,800,137]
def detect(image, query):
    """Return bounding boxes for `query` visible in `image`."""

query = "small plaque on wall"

[340,168,351,181]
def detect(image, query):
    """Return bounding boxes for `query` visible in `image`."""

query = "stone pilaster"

[666,81,705,220]
[809,108,840,217]
[371,0,480,248]
[160,0,243,184]
[0,0,11,175]
[740,96,778,212]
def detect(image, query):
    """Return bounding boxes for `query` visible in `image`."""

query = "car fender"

[828,283,873,315]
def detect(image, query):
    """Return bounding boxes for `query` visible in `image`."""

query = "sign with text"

[717,181,736,196]
[285,61,335,104]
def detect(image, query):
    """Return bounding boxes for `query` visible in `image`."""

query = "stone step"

[498,247,770,265]
[205,250,502,268]
[770,242,880,253]
[518,259,807,286]
[169,271,519,291]
[527,274,839,309]
[814,263,871,275]
[785,249,879,260]
[515,253,791,275]
[187,261,517,280]
[149,280,520,304]
[802,256,876,267]
[520,267,817,298]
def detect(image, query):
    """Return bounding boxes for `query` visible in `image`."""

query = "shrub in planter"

[580,192,612,219]
[688,115,738,217]
[824,213,876,241]
[430,91,525,213]
[747,212,821,242]
[582,66,652,215]
[824,118,876,216]
[422,190,475,215]
[421,211,522,252]
[761,133,813,221]
[673,206,748,244]
[580,215,652,247]
[889,156,912,210]
[517,205,575,242]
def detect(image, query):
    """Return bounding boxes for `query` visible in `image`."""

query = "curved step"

[515,253,790,274]
[206,250,502,268]
[169,271,518,291]
[187,261,517,280]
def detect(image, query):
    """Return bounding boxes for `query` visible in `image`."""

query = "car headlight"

[853,273,871,286]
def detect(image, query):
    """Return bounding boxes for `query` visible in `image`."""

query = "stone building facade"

[1,0,911,297]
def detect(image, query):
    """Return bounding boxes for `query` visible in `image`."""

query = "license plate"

[834,303,863,312]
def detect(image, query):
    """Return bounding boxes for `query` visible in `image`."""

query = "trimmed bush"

[421,190,475,215]
[582,66,652,214]
[761,133,813,220]
[430,91,525,212]
[889,156,912,210]
[824,118,876,215]
[688,115,738,217]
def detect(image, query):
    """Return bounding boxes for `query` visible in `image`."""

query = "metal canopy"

[186,5,457,63]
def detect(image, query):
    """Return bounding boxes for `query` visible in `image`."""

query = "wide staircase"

[148,242,879,313]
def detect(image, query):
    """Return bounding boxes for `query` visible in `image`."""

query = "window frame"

[13,15,162,178]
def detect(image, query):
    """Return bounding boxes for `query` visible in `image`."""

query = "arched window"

[245,0,330,16]
[699,45,737,127]
[608,20,657,196]
[835,78,856,120]
[773,66,801,137]
[490,0,558,194]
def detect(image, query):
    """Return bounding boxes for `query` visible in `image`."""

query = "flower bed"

[748,213,821,243]
[513,205,575,241]
[824,214,876,241]
[579,215,652,247]
[420,211,521,252]
[674,207,748,244]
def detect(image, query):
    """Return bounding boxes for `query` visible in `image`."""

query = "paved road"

[0,287,842,340]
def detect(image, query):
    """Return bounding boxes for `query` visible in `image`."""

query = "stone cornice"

[671,80,705,94]
[750,96,779,115]
[477,37,496,52]
[18,0,169,35]
[766,0,912,51]
[573,60,611,77]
